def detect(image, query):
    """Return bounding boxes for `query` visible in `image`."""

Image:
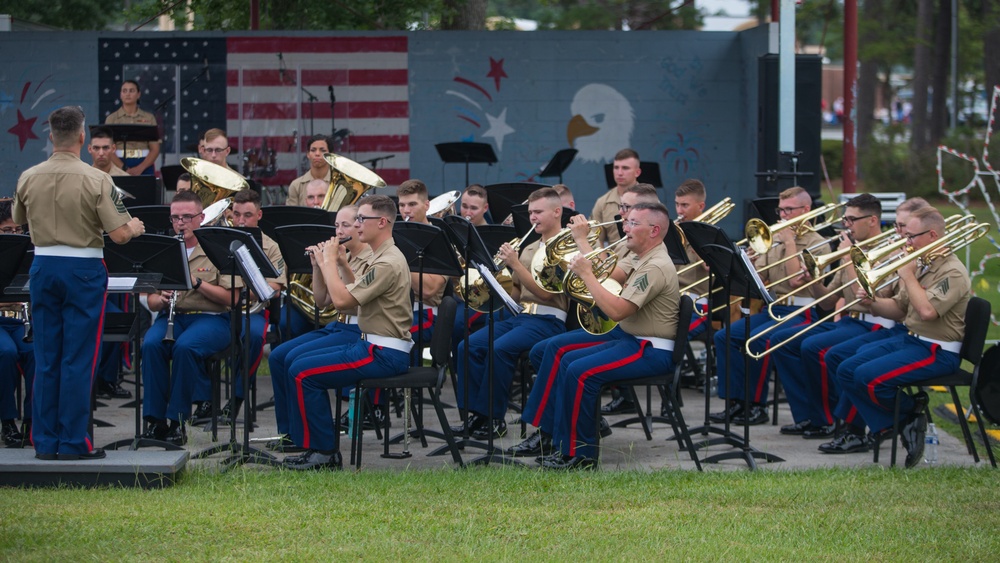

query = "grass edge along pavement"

[2,466,999,560]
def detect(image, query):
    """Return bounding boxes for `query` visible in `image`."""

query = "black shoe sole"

[35,453,58,460]
[57,451,107,460]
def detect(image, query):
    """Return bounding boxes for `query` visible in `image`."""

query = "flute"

[304,236,352,255]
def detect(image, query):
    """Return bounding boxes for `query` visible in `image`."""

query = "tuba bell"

[532,220,615,294]
[180,157,249,209]
[287,154,387,326]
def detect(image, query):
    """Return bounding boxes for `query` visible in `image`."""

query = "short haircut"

[528,187,561,207]
[626,183,659,201]
[90,126,114,142]
[897,197,930,213]
[910,205,945,235]
[552,184,572,196]
[846,193,882,219]
[307,134,330,151]
[631,201,671,224]
[0,197,13,223]
[614,148,640,162]
[177,172,191,183]
[779,186,808,200]
[203,128,228,145]
[397,179,428,200]
[171,190,202,207]
[337,204,359,217]
[362,195,397,219]
[233,189,262,208]
[675,179,706,201]
[463,184,487,199]
[48,106,86,147]
[306,178,328,191]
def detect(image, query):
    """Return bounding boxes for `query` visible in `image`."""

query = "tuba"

[287,153,386,326]
[180,157,249,209]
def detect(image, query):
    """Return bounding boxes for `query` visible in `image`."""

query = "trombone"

[675,197,736,278]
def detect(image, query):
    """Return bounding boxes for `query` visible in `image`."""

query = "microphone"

[203,58,210,81]
[328,85,335,103]
[277,52,285,83]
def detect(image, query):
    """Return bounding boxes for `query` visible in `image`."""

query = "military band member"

[459,184,490,226]
[450,187,570,439]
[591,148,641,247]
[286,135,333,207]
[141,191,234,446]
[673,179,711,339]
[283,195,412,470]
[303,179,329,209]
[88,126,128,177]
[14,106,145,460]
[105,80,160,176]
[397,180,447,358]
[0,199,33,448]
[200,128,235,170]
[175,173,192,192]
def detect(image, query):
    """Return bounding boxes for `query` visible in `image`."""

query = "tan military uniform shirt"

[349,238,413,341]
[757,228,826,297]
[261,233,287,288]
[617,247,635,277]
[176,242,230,313]
[106,165,128,177]
[13,152,132,248]
[516,239,569,311]
[892,253,969,342]
[105,107,160,155]
[619,243,680,340]
[286,168,332,207]
[591,187,623,245]
[340,246,373,317]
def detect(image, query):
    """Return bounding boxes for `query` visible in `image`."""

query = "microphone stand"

[301,87,318,138]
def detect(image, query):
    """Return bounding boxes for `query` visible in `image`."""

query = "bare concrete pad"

[0,449,188,489]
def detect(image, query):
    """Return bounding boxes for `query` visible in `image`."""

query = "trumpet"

[532,219,619,294]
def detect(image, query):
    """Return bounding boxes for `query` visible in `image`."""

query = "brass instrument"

[427,190,461,218]
[675,197,735,250]
[288,154,386,326]
[21,302,32,343]
[532,219,618,294]
[566,238,629,335]
[180,157,249,209]
[742,202,844,255]
[455,236,524,313]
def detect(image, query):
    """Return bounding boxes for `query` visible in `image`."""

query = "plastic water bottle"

[346,388,356,439]
[925,422,939,466]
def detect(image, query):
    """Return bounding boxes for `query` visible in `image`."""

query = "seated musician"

[303,179,329,209]
[105,80,160,176]
[770,193,890,439]
[834,206,969,467]
[816,198,930,454]
[397,179,447,359]
[211,189,287,420]
[711,186,827,425]
[673,179,712,340]
[0,199,33,447]
[175,173,192,192]
[201,128,235,170]
[459,184,490,226]
[449,187,569,440]
[286,135,332,207]
[140,191,236,446]
[88,126,128,177]
[266,204,371,453]
[553,183,575,210]
[591,149,642,247]
[283,195,413,470]
[512,202,680,469]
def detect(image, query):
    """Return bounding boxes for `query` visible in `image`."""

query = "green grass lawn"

[1,467,998,560]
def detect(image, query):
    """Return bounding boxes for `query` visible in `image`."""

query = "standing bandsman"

[286,135,333,207]
[14,106,145,460]
[591,149,641,247]
[105,80,160,176]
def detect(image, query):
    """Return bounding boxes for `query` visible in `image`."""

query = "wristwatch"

[193,278,203,290]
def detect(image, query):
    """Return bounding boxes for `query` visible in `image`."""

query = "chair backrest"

[961,296,991,364]
[672,294,694,365]
[974,343,1000,425]
[429,296,458,367]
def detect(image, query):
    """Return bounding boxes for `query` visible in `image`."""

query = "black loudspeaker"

[757,54,822,199]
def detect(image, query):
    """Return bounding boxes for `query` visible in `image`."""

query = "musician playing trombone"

[835,206,970,468]
[673,179,711,340]
[711,186,827,426]
[141,191,235,446]
[449,187,570,440]
[770,193,891,439]
[512,202,679,469]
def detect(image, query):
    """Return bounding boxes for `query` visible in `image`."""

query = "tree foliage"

[5,0,118,30]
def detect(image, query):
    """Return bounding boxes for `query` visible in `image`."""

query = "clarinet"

[21,302,32,343]
[162,290,178,344]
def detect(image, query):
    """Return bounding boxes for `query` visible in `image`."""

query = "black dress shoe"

[732,404,768,425]
[780,420,813,435]
[506,431,552,457]
[2,420,24,448]
[140,422,169,442]
[165,425,187,447]
[535,451,563,465]
[267,435,306,453]
[221,397,244,419]
[96,381,132,400]
[58,448,107,461]
[599,417,612,438]
[472,418,507,440]
[601,394,636,415]
[367,407,390,430]
[540,453,598,470]
[35,452,58,460]
[192,401,214,420]
[801,424,836,439]
[283,449,343,471]
[709,401,743,423]
[899,411,927,469]
[818,431,872,454]
[449,413,485,435]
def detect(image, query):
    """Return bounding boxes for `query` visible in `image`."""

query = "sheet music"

[475,262,522,315]
[234,244,276,302]
[108,276,138,291]
[739,248,775,304]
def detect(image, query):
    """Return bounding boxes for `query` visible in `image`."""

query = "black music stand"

[259,206,331,240]
[603,161,664,189]
[96,124,160,173]
[128,205,172,236]
[160,164,185,192]
[682,221,782,470]
[192,227,281,470]
[664,220,690,266]
[113,176,159,208]
[537,149,578,184]
[0,235,32,299]
[484,182,542,225]
[436,142,498,187]
[101,234,188,451]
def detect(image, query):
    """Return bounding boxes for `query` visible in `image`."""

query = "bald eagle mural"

[566,83,635,163]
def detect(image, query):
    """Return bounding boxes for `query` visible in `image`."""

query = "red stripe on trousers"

[568,340,649,456]
[294,343,376,449]
[530,341,604,428]
[754,309,813,403]
[409,308,434,333]
[866,343,938,407]
[688,304,708,332]
[86,271,109,454]
[818,346,833,425]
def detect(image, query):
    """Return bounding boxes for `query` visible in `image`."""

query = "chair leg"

[771,367,781,425]
[971,401,997,468]
[948,387,979,461]
[889,388,903,467]
[428,385,464,467]
[667,391,703,471]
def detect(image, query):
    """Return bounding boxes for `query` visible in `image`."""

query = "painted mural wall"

[1,28,772,233]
